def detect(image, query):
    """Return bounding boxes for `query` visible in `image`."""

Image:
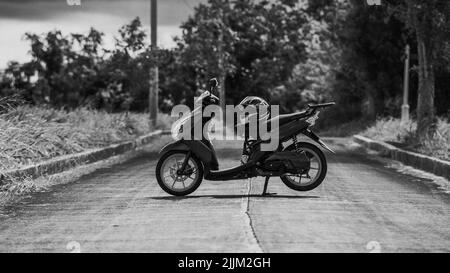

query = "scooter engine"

[263,151,310,174]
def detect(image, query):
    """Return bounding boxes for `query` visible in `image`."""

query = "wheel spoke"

[282,147,323,187]
[160,153,201,193]
[177,157,183,166]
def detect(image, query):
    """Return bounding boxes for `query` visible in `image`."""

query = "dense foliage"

[0,0,449,138]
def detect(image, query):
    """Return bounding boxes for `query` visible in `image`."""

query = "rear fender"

[301,130,335,154]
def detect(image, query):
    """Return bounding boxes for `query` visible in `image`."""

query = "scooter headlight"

[171,115,190,140]
[171,120,183,140]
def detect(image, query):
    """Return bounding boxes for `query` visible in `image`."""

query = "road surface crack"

[243,178,264,253]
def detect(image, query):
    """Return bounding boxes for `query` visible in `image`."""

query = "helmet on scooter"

[237,96,270,124]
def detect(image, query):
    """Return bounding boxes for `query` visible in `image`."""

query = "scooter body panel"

[160,139,219,172]
[155,83,335,196]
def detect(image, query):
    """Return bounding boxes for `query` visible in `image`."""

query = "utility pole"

[149,0,158,127]
[217,1,226,135]
[218,30,225,114]
[401,44,410,124]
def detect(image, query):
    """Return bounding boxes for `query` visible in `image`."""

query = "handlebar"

[307,102,336,109]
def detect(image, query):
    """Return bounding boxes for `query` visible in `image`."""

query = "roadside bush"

[362,118,449,161]
[0,105,170,171]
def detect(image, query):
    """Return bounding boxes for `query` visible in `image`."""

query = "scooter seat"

[269,111,309,126]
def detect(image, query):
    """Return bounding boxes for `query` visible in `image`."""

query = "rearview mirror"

[209,78,218,89]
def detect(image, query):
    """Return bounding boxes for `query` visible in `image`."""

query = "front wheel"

[280,142,327,192]
[156,151,204,196]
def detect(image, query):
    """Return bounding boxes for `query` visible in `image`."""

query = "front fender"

[159,140,218,170]
[160,140,190,156]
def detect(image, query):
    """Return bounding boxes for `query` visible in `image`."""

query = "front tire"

[280,142,327,192]
[156,151,204,196]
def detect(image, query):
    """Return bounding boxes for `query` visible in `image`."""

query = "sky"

[0,0,205,68]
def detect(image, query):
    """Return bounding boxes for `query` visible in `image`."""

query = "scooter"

[156,78,335,196]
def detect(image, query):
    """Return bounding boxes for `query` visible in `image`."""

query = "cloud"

[0,0,206,67]
[0,18,182,68]
[0,0,205,25]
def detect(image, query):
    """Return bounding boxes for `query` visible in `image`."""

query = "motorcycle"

[156,78,335,196]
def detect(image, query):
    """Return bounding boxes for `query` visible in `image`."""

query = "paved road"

[0,137,449,253]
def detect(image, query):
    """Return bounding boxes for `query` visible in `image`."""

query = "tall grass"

[318,118,372,137]
[362,118,449,161]
[0,105,172,171]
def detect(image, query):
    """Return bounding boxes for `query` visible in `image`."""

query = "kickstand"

[262,176,276,196]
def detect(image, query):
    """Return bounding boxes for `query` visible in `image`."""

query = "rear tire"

[156,151,204,196]
[280,142,327,192]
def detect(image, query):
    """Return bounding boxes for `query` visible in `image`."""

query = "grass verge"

[361,117,449,161]
[0,105,174,172]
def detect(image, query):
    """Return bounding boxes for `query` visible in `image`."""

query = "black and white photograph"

[0,0,449,260]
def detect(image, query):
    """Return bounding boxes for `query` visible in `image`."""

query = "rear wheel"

[280,142,327,192]
[156,151,204,196]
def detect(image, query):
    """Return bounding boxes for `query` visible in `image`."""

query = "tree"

[310,0,409,122]
[230,0,309,103]
[101,17,149,112]
[116,17,147,55]
[177,0,309,108]
[178,0,236,111]
[383,0,450,139]
[0,17,163,112]
[402,0,450,139]
[18,28,107,108]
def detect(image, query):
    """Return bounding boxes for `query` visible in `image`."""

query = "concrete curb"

[0,130,163,185]
[353,135,450,180]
